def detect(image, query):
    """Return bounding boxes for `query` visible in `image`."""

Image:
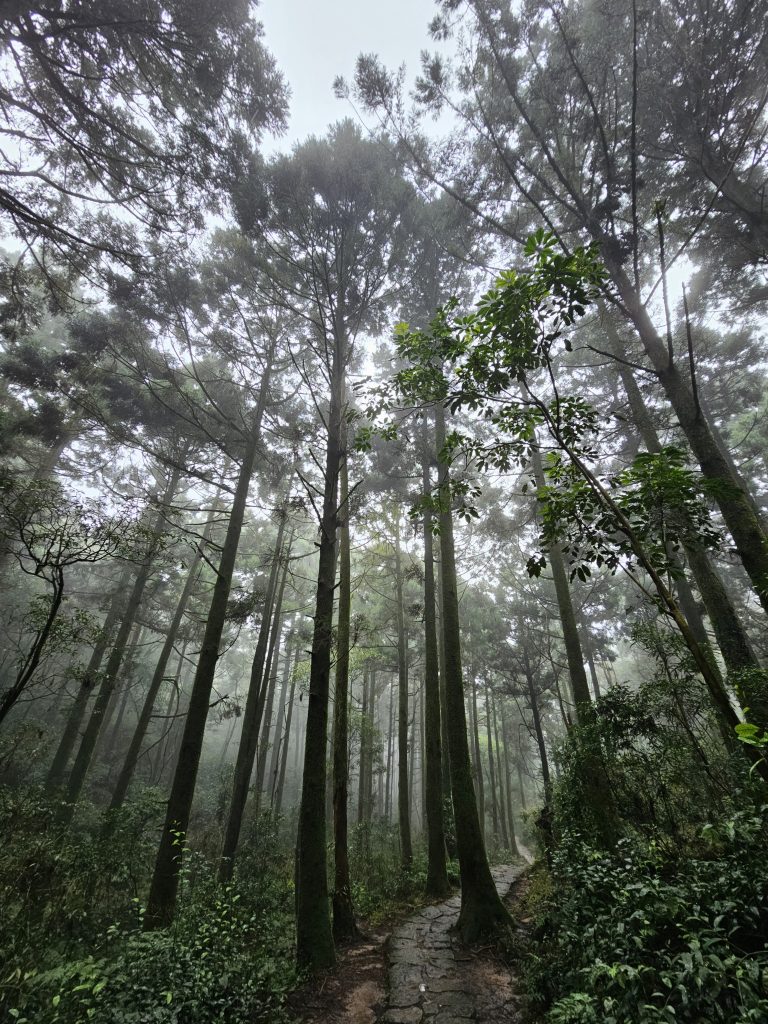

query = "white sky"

[259,0,439,148]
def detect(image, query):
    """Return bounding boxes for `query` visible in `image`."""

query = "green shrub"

[525,809,768,1023]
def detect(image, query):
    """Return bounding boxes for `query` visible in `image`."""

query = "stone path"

[379,864,526,1024]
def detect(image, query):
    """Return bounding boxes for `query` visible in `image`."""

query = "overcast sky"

[259,0,439,148]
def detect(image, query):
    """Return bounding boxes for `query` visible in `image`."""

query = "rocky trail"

[297,861,529,1024]
[378,863,526,1024]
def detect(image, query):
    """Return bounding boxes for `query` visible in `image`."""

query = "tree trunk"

[106,535,206,817]
[64,467,181,816]
[254,534,293,810]
[523,655,551,794]
[295,329,347,972]
[468,665,486,833]
[45,568,130,793]
[145,356,273,929]
[385,678,395,823]
[274,646,300,815]
[499,699,520,856]
[611,330,767,728]
[605,257,768,614]
[219,513,287,881]
[268,638,293,807]
[0,569,65,726]
[435,402,509,940]
[357,664,370,827]
[484,680,501,842]
[531,446,617,840]
[332,454,358,940]
[394,510,413,869]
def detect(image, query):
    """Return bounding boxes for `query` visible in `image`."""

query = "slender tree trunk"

[145,356,273,930]
[46,568,131,793]
[0,571,65,726]
[490,688,510,849]
[435,402,509,940]
[219,513,287,881]
[611,332,767,728]
[394,511,413,869]
[275,646,300,815]
[523,655,551,794]
[357,664,370,826]
[499,699,520,856]
[531,446,617,839]
[484,680,500,841]
[332,454,358,940]
[268,638,293,807]
[64,468,181,816]
[385,678,395,823]
[107,536,206,817]
[295,328,347,972]
[604,259,768,613]
[254,535,293,810]
[468,666,486,833]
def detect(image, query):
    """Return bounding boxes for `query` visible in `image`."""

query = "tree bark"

[219,513,287,880]
[45,568,130,793]
[332,454,358,940]
[145,355,273,929]
[435,402,509,940]
[106,532,207,817]
[394,510,413,869]
[295,328,347,972]
[63,467,181,816]
[421,415,449,893]
[605,257,768,614]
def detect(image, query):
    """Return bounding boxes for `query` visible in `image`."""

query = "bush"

[525,809,768,1023]
[0,789,296,1024]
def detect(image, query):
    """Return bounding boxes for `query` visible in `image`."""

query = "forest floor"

[294,861,530,1024]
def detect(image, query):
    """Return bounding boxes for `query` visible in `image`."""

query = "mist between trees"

[0,3,767,1023]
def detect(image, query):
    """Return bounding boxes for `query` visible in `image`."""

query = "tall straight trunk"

[152,640,187,785]
[145,354,273,930]
[46,567,131,792]
[254,536,293,808]
[604,258,768,614]
[490,687,510,849]
[219,513,287,881]
[385,679,395,823]
[408,688,417,823]
[484,680,500,841]
[531,449,593,715]
[107,535,206,816]
[274,646,300,815]
[268,638,294,806]
[332,454,357,940]
[394,511,413,868]
[499,700,520,856]
[468,668,486,832]
[105,661,136,755]
[584,635,602,701]
[531,447,616,840]
[436,551,452,800]
[523,655,551,794]
[357,664,370,826]
[63,467,181,815]
[295,328,347,972]
[435,402,509,940]
[419,682,426,828]
[365,668,376,826]
[612,333,767,728]
[98,621,143,761]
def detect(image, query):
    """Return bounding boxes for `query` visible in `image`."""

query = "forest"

[0,2,766,1022]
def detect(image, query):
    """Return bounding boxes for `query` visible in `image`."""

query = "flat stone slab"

[376,864,526,1024]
